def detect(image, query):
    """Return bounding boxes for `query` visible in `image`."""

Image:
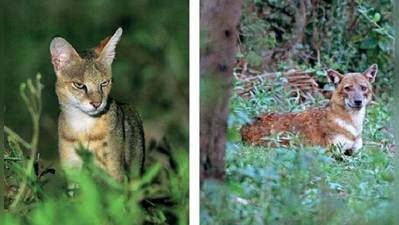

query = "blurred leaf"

[378,39,389,52]
[316,70,327,76]
[236,52,245,58]
[247,51,262,67]
[360,37,378,49]
[373,13,381,23]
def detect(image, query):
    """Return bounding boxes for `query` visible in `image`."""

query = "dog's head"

[327,64,378,111]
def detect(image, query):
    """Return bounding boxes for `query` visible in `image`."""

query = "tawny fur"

[51,28,144,182]
[240,65,378,155]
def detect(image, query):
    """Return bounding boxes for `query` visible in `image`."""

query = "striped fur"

[51,28,145,182]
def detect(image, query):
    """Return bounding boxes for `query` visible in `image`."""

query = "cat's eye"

[344,86,351,91]
[360,86,367,91]
[72,82,85,89]
[101,81,110,87]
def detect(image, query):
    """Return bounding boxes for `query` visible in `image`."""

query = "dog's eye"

[100,81,110,87]
[73,82,86,90]
[344,86,351,91]
[361,86,367,91]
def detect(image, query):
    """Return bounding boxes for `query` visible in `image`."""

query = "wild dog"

[240,64,378,155]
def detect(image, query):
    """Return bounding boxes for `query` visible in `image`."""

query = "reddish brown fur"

[94,36,112,55]
[240,105,354,147]
[240,65,378,154]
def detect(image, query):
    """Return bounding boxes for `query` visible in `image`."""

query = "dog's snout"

[354,100,362,105]
[353,92,363,106]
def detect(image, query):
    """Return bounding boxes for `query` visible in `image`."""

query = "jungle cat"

[50,28,145,182]
[240,65,378,156]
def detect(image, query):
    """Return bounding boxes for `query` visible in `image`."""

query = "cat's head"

[50,28,122,116]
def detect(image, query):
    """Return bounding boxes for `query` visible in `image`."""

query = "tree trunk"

[290,0,311,57]
[200,0,243,181]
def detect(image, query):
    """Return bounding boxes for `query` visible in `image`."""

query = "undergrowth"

[201,79,394,225]
[4,76,189,225]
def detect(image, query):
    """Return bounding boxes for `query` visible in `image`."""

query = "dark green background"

[4,1,189,160]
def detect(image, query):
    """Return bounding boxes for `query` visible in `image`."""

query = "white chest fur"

[333,107,365,137]
[63,106,99,133]
[332,107,366,152]
[349,107,366,131]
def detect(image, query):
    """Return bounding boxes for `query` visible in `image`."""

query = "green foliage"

[4,77,189,224]
[4,2,189,222]
[201,144,394,224]
[202,68,394,224]
[5,0,189,160]
[239,0,394,92]
[4,74,44,209]
[5,146,189,225]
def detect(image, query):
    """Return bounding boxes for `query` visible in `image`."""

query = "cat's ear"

[50,37,81,71]
[96,28,123,65]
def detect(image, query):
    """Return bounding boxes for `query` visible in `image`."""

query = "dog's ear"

[363,64,378,83]
[327,69,343,87]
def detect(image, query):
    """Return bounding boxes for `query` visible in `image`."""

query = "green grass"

[201,81,395,225]
[5,146,189,225]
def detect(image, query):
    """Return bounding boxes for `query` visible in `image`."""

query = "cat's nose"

[90,102,102,109]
